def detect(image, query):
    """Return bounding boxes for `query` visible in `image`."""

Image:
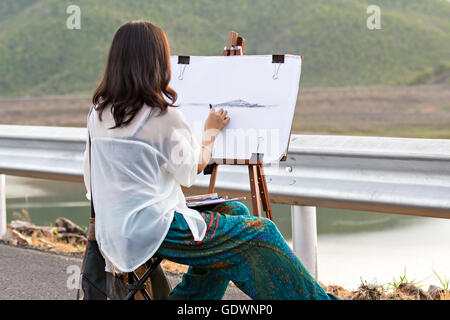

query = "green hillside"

[0,0,449,97]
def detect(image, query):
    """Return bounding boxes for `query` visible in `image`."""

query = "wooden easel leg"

[208,164,219,193]
[256,164,273,220]
[248,165,262,217]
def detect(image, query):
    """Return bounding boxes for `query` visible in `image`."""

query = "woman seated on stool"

[83,20,337,300]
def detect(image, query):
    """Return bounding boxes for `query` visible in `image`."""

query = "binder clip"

[177,56,190,80]
[272,54,285,80]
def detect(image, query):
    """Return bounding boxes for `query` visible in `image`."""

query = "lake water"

[5,175,450,290]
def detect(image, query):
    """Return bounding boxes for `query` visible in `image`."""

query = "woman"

[84,20,336,300]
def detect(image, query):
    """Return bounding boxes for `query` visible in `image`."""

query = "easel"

[205,31,274,220]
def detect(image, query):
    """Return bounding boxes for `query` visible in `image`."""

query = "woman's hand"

[203,108,230,143]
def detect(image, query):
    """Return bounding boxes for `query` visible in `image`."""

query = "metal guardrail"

[0,124,449,277]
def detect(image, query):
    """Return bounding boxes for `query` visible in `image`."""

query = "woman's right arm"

[197,108,230,173]
[162,107,229,187]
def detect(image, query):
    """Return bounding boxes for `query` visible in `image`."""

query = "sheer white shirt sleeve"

[160,109,201,188]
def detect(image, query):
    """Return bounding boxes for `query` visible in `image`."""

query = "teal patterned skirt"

[156,201,337,300]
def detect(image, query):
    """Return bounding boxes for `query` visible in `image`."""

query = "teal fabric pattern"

[156,201,337,300]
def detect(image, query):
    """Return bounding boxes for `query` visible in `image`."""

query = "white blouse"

[83,105,207,272]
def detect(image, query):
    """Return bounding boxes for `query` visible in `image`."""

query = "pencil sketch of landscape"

[185,99,276,109]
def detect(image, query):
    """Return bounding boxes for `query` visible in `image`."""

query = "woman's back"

[84,105,206,272]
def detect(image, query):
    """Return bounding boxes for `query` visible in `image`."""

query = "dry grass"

[322,280,450,300]
[161,260,189,274]
[2,214,86,255]
[2,227,85,255]
[29,232,85,254]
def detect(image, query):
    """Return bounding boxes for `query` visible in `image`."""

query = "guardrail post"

[291,205,318,278]
[0,175,6,237]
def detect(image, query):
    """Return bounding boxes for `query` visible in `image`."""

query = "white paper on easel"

[169,55,302,163]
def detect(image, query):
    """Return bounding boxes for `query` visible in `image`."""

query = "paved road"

[0,244,248,300]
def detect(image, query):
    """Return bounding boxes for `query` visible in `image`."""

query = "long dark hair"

[93,21,177,129]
